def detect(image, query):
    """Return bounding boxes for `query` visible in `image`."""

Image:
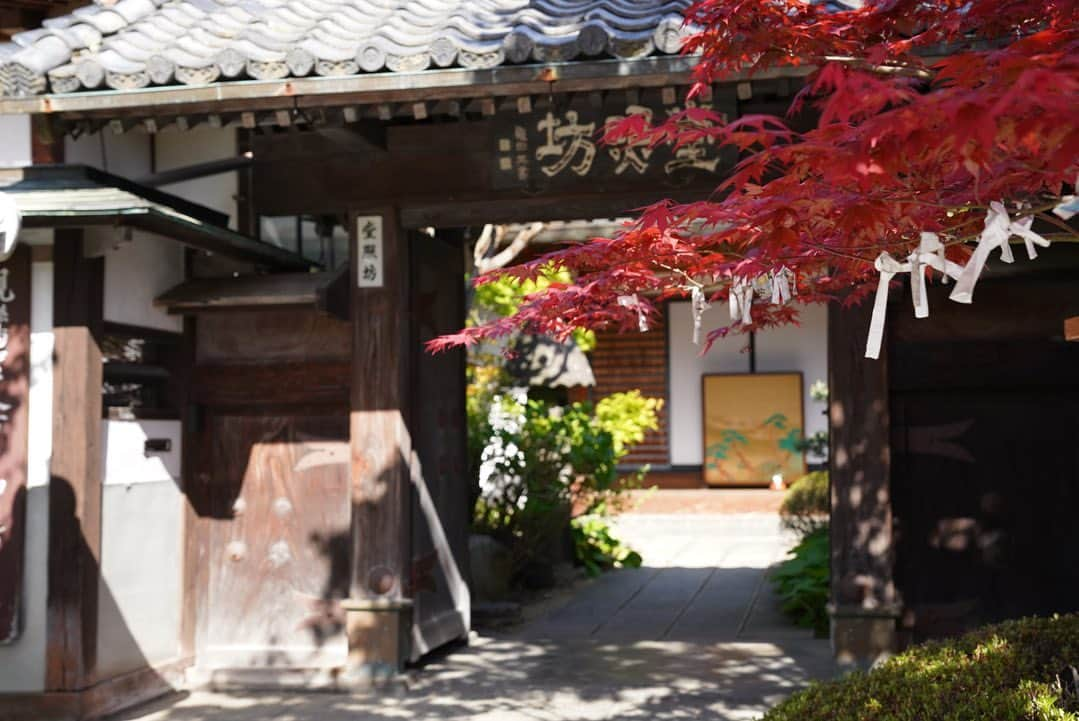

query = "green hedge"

[779,470,829,536]
[762,614,1079,721]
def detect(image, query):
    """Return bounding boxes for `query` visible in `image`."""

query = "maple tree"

[431,0,1078,357]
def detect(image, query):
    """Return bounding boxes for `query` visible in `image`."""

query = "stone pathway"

[111,513,834,721]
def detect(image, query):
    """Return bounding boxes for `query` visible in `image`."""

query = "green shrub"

[761,614,1079,721]
[571,510,643,577]
[771,525,830,635]
[779,471,829,536]
[593,390,663,458]
[471,391,659,576]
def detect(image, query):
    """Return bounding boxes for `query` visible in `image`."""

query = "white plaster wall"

[154,126,238,229]
[755,303,830,464]
[0,115,32,168]
[97,419,183,679]
[0,252,53,692]
[89,228,184,333]
[667,301,829,466]
[65,131,151,180]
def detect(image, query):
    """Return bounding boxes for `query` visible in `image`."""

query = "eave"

[0,56,813,120]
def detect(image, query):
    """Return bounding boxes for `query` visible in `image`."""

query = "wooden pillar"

[46,229,105,691]
[827,299,899,666]
[344,209,413,680]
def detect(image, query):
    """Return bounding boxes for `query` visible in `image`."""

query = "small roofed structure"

[1,164,311,270]
[506,333,596,390]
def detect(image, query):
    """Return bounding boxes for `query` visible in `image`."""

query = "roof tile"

[2,0,703,97]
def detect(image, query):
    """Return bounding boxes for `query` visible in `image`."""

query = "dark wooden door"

[889,267,1079,641]
[408,231,470,660]
[198,413,350,669]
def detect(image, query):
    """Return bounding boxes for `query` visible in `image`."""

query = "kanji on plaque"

[490,91,737,192]
[536,110,597,177]
[356,216,384,289]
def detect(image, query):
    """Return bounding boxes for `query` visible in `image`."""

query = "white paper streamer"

[690,286,711,345]
[728,277,753,326]
[617,293,649,332]
[949,201,1050,304]
[770,267,796,305]
[1008,213,1051,260]
[1054,174,1078,220]
[865,232,966,359]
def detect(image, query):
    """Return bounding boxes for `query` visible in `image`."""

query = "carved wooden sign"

[0,246,30,643]
[492,93,738,193]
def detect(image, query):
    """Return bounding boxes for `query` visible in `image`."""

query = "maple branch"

[1034,212,1079,242]
[820,56,934,80]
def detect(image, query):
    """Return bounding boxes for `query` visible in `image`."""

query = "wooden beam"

[1066,316,1079,342]
[347,208,413,672]
[46,228,105,691]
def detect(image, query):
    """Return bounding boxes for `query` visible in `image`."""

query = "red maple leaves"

[430,0,1078,354]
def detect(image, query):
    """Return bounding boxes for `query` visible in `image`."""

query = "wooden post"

[827,299,899,666]
[46,229,105,691]
[344,209,413,680]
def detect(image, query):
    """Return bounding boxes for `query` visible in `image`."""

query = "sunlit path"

[110,513,833,721]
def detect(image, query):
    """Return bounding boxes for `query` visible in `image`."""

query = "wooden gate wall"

[887,260,1079,642]
[183,308,352,669]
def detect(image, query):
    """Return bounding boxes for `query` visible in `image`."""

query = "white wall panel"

[154,126,238,229]
[93,229,184,333]
[102,420,182,487]
[0,115,32,168]
[667,301,828,466]
[65,131,151,180]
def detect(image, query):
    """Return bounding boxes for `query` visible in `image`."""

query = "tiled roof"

[0,0,700,97]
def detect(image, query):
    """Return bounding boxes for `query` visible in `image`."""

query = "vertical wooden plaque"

[0,246,32,643]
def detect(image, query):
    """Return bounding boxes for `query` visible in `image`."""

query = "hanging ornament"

[949,201,1049,304]
[690,285,711,345]
[728,276,753,326]
[617,294,649,332]
[770,266,796,305]
[865,232,966,359]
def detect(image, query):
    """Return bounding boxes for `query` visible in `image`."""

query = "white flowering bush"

[469,386,658,577]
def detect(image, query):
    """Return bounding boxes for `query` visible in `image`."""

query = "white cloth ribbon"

[0,193,21,262]
[949,201,1049,304]
[728,277,753,326]
[617,294,649,332]
[865,232,966,359]
[690,286,711,345]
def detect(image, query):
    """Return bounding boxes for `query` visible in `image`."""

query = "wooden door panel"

[409,232,470,659]
[200,414,350,668]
